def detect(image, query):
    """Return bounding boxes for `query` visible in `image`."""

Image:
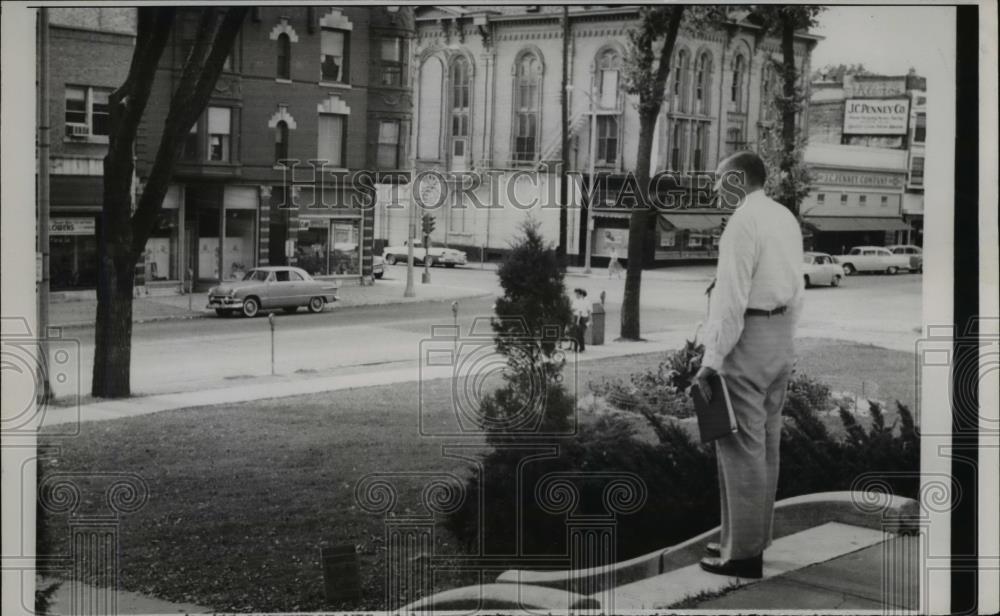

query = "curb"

[52,291,494,330]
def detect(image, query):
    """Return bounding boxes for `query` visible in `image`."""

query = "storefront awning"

[805,217,912,232]
[659,212,729,231]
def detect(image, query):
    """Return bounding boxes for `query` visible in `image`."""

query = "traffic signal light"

[421,213,436,237]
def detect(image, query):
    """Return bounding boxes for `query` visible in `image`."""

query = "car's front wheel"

[831,275,841,287]
[385,254,397,265]
[307,297,325,314]
[886,266,898,275]
[241,297,260,318]
[803,275,811,289]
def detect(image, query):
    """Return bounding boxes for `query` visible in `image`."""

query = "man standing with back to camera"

[694,151,805,579]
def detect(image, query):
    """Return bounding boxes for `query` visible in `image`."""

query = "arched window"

[275,120,289,161]
[695,52,712,115]
[595,48,622,109]
[276,33,291,80]
[672,49,690,112]
[513,51,542,162]
[731,54,746,111]
[450,55,471,163]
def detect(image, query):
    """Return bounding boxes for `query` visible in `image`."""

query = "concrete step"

[605,521,888,610]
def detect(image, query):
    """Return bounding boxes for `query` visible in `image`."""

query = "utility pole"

[37,7,53,401]
[558,5,570,263]
[404,194,415,297]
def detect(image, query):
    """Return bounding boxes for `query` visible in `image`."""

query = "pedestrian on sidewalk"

[693,151,804,579]
[570,288,592,352]
[607,246,623,279]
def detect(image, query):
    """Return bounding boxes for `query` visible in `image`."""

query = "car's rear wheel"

[831,275,841,287]
[215,309,233,318]
[803,275,811,289]
[843,264,856,275]
[307,297,325,313]
[385,254,397,265]
[241,297,260,318]
[283,306,299,314]
[886,266,898,275]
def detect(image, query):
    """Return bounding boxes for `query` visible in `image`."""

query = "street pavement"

[44,264,921,401]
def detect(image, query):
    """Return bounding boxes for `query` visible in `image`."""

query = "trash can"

[587,302,605,346]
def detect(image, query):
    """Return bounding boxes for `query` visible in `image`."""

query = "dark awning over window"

[806,217,911,232]
[659,212,729,231]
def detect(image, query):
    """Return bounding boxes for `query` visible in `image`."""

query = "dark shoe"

[705,542,721,557]
[699,554,763,579]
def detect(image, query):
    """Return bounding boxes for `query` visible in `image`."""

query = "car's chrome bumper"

[207,296,241,307]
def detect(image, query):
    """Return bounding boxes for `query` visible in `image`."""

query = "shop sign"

[50,217,95,236]
[813,169,905,189]
[843,98,910,135]
[298,218,311,230]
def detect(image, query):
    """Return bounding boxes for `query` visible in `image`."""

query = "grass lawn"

[39,337,916,612]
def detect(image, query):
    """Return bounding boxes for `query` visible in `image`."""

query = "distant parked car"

[887,244,923,273]
[382,240,467,268]
[207,266,338,317]
[803,252,843,287]
[834,246,912,275]
[372,255,385,279]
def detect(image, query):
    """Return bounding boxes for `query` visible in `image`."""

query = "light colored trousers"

[716,312,795,560]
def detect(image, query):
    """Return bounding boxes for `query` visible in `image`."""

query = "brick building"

[42,8,136,292]
[377,5,818,265]
[136,6,415,289]
[802,70,925,252]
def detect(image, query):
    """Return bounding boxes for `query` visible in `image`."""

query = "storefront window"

[144,210,179,281]
[50,216,98,290]
[223,209,256,281]
[331,219,361,276]
[297,223,330,276]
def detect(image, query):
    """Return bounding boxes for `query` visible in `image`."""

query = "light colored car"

[803,252,843,287]
[382,240,467,268]
[372,255,384,279]
[834,246,912,275]
[207,266,338,317]
[886,244,923,273]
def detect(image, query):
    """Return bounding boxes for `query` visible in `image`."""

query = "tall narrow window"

[731,54,746,110]
[596,115,618,165]
[64,86,111,137]
[760,62,775,120]
[321,29,349,83]
[695,53,711,115]
[276,33,291,79]
[596,49,621,109]
[913,112,926,143]
[207,107,232,162]
[318,113,346,167]
[450,56,471,161]
[693,123,705,169]
[275,120,289,161]
[672,50,689,112]
[910,156,924,186]
[670,121,682,171]
[513,52,541,162]
[377,120,400,169]
[64,86,87,130]
[380,37,405,86]
[91,89,110,136]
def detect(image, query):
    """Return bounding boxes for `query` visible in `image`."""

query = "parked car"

[207,266,338,317]
[887,244,923,273]
[803,252,843,287]
[834,246,912,275]
[382,241,467,268]
[373,255,385,279]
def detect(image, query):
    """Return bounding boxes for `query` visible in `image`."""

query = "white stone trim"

[319,9,353,31]
[269,18,300,43]
[317,95,351,115]
[268,105,298,130]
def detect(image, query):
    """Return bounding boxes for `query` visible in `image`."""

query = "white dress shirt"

[572,296,593,319]
[701,189,805,371]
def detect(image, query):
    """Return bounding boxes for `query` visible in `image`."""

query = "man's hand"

[691,366,718,403]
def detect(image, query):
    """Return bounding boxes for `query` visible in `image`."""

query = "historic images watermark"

[273,159,748,213]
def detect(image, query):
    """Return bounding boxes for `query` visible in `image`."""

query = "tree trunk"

[780,13,798,215]
[620,110,658,340]
[91,248,136,397]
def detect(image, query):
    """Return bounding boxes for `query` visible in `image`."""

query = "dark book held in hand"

[691,372,738,443]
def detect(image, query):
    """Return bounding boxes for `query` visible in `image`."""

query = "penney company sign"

[843,98,911,135]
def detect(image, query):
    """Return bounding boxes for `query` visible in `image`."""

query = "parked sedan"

[834,246,912,275]
[207,266,338,317]
[382,241,467,268]
[803,252,843,287]
[887,244,923,273]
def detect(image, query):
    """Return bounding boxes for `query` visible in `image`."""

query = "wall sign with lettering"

[843,98,911,135]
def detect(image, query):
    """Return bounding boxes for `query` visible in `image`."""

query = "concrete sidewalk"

[40,328,690,427]
[49,278,489,328]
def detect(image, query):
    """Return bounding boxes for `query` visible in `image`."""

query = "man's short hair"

[722,151,767,188]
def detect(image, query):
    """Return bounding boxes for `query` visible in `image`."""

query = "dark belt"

[745,305,788,317]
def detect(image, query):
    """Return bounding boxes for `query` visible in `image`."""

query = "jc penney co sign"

[843,98,911,135]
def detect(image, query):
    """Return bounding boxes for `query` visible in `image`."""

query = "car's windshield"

[243,270,271,282]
